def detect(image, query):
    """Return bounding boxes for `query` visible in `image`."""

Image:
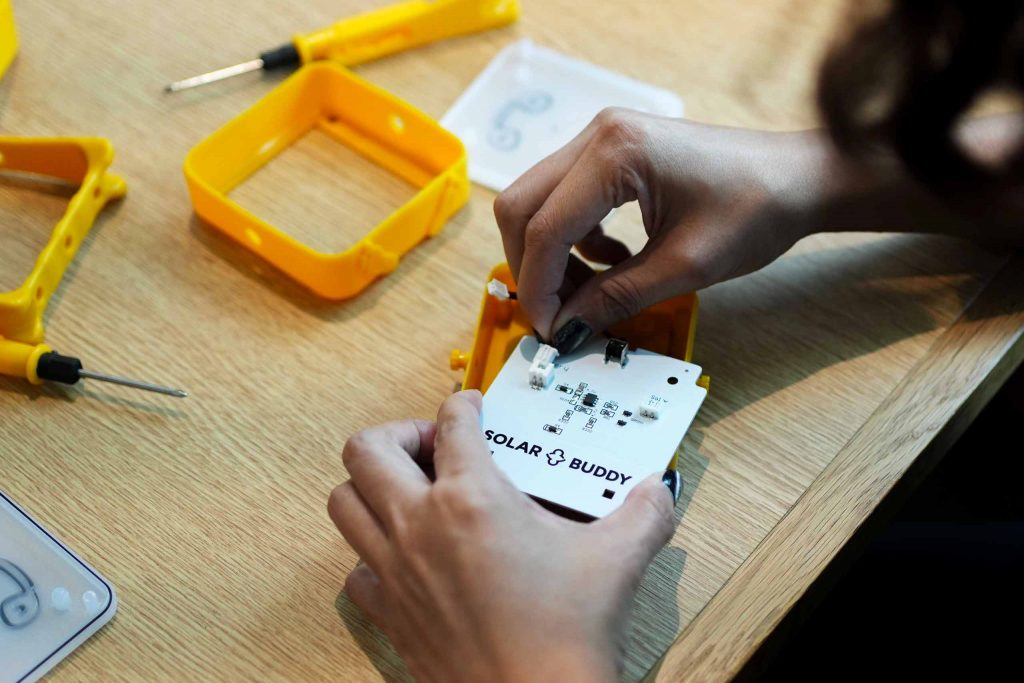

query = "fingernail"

[552,317,592,355]
[662,470,683,504]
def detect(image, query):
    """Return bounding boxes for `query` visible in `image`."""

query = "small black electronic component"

[582,392,598,407]
[543,424,563,435]
[622,410,632,417]
[617,419,627,426]
[600,409,614,417]
[556,384,571,393]
[604,337,629,366]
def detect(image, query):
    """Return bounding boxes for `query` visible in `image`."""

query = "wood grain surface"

[1,1,1019,681]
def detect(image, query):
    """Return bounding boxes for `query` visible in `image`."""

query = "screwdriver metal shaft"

[163,0,520,94]
[164,58,264,93]
[78,369,189,398]
[30,351,188,399]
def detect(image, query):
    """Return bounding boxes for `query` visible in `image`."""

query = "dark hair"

[818,1,1024,193]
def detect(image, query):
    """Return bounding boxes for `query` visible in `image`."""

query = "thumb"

[595,471,680,567]
[551,248,692,350]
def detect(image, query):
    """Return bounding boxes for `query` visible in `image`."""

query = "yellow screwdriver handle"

[0,337,50,384]
[294,0,519,66]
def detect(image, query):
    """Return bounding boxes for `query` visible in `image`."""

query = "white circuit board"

[0,492,117,683]
[481,335,707,518]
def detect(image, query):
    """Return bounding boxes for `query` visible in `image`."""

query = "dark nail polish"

[552,317,592,355]
[662,470,682,504]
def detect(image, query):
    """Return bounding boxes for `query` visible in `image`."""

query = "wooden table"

[2,1,1021,680]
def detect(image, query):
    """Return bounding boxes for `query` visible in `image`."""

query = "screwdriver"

[165,0,519,93]
[0,338,187,398]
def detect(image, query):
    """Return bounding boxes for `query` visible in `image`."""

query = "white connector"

[638,402,660,419]
[528,344,559,389]
[487,279,511,300]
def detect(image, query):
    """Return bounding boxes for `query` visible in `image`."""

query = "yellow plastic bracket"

[0,0,16,79]
[0,137,126,382]
[184,61,470,300]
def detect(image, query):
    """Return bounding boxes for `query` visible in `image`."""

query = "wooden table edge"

[647,254,1024,682]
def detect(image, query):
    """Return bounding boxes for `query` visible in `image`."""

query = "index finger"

[494,123,598,281]
[342,419,435,529]
[517,145,636,338]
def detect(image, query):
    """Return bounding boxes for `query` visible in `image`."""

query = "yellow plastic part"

[451,264,708,472]
[184,62,469,300]
[0,0,16,79]
[0,137,126,383]
[294,0,520,67]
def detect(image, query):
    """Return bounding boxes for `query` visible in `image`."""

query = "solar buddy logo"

[484,430,634,485]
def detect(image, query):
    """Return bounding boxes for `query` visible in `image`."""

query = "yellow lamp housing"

[0,137,126,383]
[451,263,707,395]
[450,264,709,473]
[184,61,470,300]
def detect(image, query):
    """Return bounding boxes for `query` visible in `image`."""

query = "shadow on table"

[0,374,188,417]
[0,168,124,332]
[331,447,707,683]
[335,589,411,683]
[621,233,1012,680]
[694,233,1015,427]
[187,197,474,325]
[623,442,708,682]
[0,57,18,117]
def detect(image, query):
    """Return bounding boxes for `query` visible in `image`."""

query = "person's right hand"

[494,108,836,352]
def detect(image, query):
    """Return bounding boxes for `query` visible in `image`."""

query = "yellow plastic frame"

[184,61,470,300]
[0,137,126,382]
[0,0,16,79]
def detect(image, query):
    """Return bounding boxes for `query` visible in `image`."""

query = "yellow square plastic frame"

[0,137,126,347]
[184,61,470,300]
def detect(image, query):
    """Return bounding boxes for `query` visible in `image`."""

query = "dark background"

[752,365,1024,680]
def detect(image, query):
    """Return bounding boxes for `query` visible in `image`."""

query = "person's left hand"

[328,390,681,683]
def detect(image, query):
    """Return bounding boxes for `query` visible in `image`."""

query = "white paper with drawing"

[441,39,685,191]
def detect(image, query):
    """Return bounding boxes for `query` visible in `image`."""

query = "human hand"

[328,390,681,683]
[494,108,835,351]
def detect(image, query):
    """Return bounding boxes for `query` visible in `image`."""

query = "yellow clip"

[0,0,16,80]
[184,62,469,300]
[0,137,126,383]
